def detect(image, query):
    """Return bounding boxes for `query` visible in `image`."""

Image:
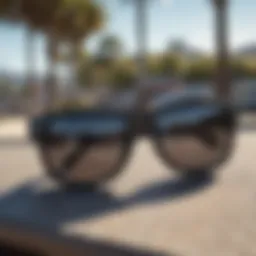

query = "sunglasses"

[29,92,236,189]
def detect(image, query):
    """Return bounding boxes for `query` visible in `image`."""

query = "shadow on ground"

[0,174,213,231]
[0,130,215,255]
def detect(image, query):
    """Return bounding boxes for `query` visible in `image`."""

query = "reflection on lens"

[155,105,235,171]
[35,112,130,184]
[51,117,127,136]
[39,136,126,183]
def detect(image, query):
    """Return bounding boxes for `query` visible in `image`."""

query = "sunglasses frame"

[30,86,237,189]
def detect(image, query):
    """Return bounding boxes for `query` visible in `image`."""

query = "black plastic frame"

[30,95,237,188]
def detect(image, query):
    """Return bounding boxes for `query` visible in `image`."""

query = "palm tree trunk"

[133,0,151,130]
[25,26,36,116]
[135,0,148,81]
[45,32,59,111]
[214,0,231,101]
[71,39,83,96]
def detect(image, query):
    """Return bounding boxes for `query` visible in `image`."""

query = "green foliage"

[231,58,256,79]
[77,51,256,89]
[2,0,256,94]
[77,54,137,90]
[53,97,97,112]
[109,65,137,89]
[18,0,62,30]
[54,0,104,42]
[159,54,185,77]
[0,83,11,98]
[231,59,248,79]
[186,58,215,82]
[97,35,124,61]
[0,0,10,16]
[77,62,94,87]
[55,100,85,111]
[0,75,15,95]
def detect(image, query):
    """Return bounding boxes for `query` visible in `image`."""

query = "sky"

[0,0,255,75]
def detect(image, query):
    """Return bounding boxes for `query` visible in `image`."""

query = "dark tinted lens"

[33,112,131,184]
[154,102,236,171]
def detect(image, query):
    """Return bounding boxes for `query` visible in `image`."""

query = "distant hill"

[167,41,206,60]
[236,43,256,57]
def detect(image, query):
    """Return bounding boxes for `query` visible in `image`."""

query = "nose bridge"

[137,111,154,136]
[129,111,153,138]
[131,87,154,136]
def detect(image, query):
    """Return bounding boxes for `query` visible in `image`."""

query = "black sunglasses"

[29,90,236,189]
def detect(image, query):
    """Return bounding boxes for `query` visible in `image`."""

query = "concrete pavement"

[0,117,27,139]
[0,127,256,255]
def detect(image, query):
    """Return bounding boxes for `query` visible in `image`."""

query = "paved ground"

[0,117,256,255]
[0,116,27,139]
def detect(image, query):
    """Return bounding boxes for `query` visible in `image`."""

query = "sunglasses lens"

[154,102,236,172]
[32,112,131,185]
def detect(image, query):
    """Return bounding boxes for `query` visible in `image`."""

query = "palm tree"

[97,35,124,62]
[18,0,103,109]
[0,0,64,111]
[211,0,231,101]
[124,0,149,81]
[55,0,104,89]
[121,0,151,118]
[134,0,149,80]
[19,0,63,110]
[0,1,9,16]
[0,0,19,19]
[0,0,37,113]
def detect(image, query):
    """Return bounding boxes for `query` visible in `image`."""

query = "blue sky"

[0,0,255,74]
